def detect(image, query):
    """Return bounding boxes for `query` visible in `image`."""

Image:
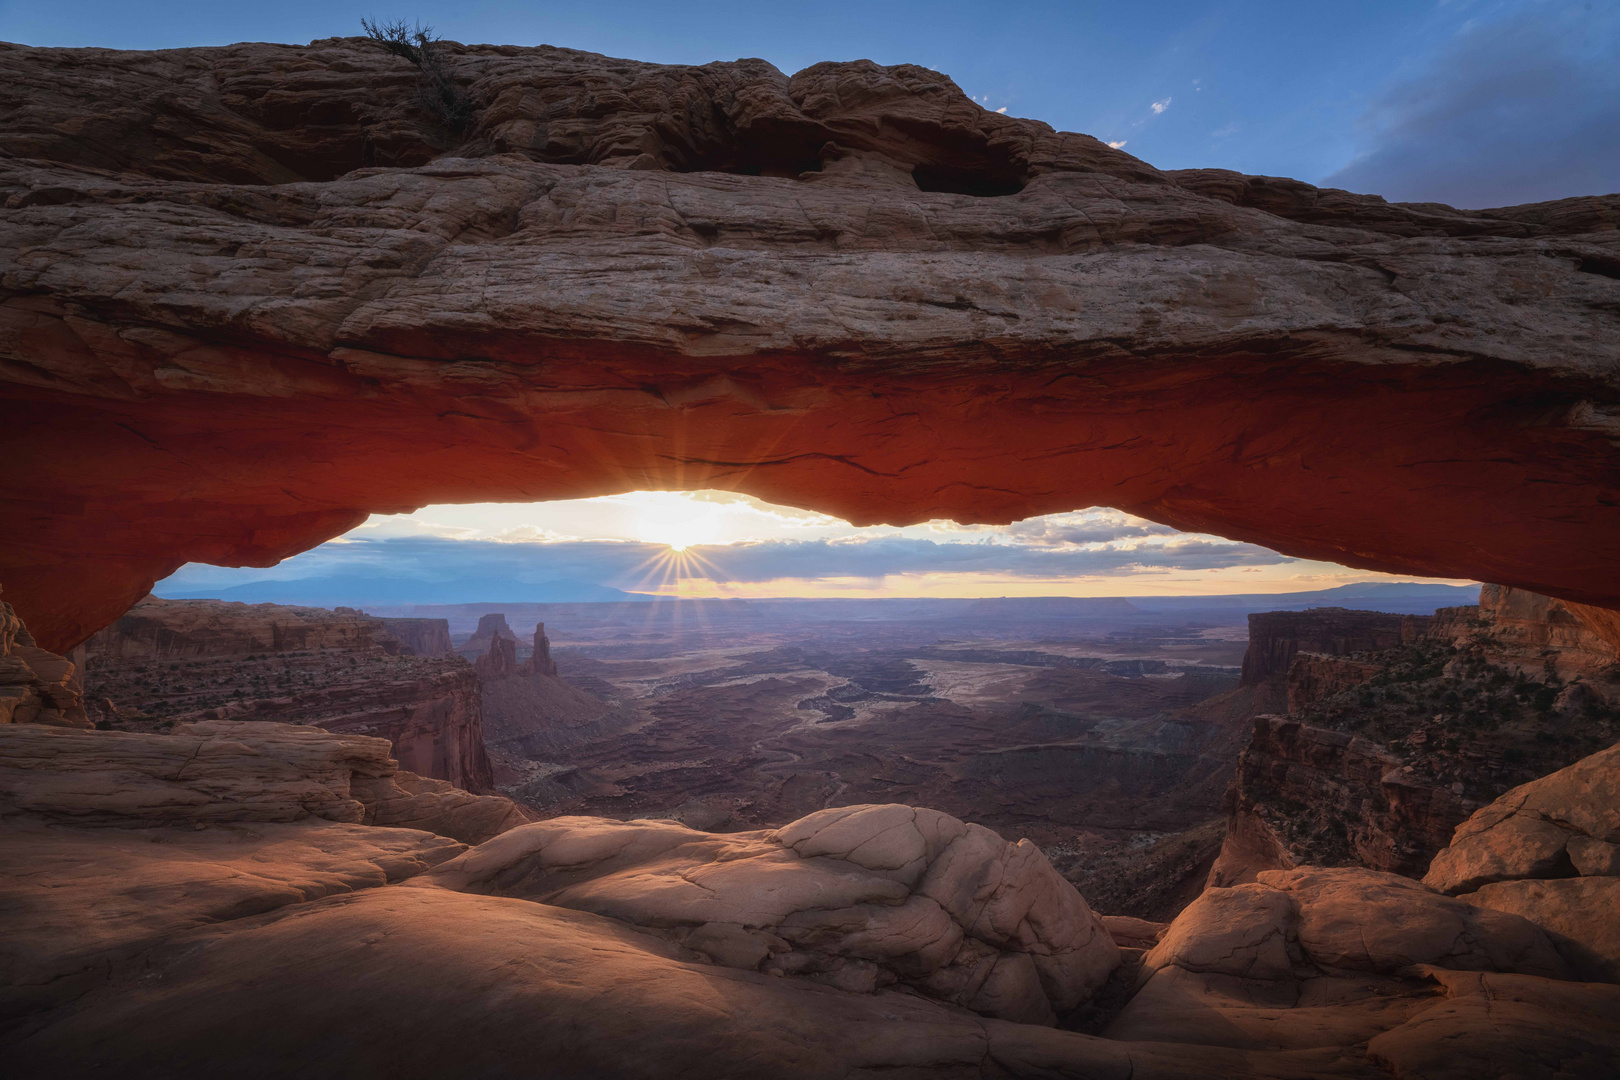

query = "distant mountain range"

[156,574,653,607]
[155,574,1480,618]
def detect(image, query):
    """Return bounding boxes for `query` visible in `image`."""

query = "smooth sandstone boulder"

[1424,742,1620,894]
[415,804,1120,1024]
[1260,867,1568,979]
[1364,967,1620,1080]
[6,878,1415,1080]
[0,814,464,1029]
[1471,877,1620,983]
[1140,867,1566,986]
[1106,966,1439,1051]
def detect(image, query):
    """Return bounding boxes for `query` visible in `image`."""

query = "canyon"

[2,31,1619,1080]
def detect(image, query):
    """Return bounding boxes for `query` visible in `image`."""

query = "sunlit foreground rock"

[2,39,1619,651]
[4,721,1619,1077]
[1425,741,1620,984]
[0,719,529,844]
[414,805,1120,1025]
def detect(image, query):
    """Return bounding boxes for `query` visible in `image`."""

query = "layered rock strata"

[1,40,1618,651]
[374,616,454,657]
[85,596,391,658]
[0,719,529,843]
[473,634,519,681]
[528,621,557,678]
[83,595,496,790]
[1214,587,1620,887]
[1239,608,1413,686]
[1209,716,1474,887]
[458,613,519,659]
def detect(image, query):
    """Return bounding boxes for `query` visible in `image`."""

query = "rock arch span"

[1,39,1617,651]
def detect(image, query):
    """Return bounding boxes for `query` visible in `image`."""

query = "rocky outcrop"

[1239,608,1412,686]
[1,586,89,729]
[0,814,468,1027]
[1285,654,1383,712]
[459,613,518,659]
[473,635,518,681]
[1429,585,1620,682]
[1425,741,1619,894]
[1,40,1618,652]
[1215,588,1620,888]
[0,719,528,844]
[528,621,557,678]
[85,596,388,658]
[1419,742,1620,986]
[83,596,496,791]
[374,616,453,657]
[1208,716,1475,887]
[1106,865,1609,1074]
[5,711,1619,1077]
[418,803,1119,1025]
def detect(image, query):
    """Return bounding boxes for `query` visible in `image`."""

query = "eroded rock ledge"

[0,38,1618,649]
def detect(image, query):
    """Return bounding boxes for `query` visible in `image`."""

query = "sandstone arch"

[1,39,1618,651]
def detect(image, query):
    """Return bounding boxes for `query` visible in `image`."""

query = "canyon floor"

[376,589,1467,920]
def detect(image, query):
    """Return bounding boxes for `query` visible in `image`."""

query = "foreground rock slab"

[0,719,530,843]
[416,803,1121,1025]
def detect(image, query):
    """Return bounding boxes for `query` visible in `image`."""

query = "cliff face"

[374,617,453,657]
[1436,585,1620,681]
[1210,716,1475,886]
[86,596,386,658]
[1213,587,1620,887]
[84,596,495,791]
[1,40,1618,652]
[1239,608,1413,685]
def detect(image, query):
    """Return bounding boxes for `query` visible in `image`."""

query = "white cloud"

[995,106,1008,114]
[1151,97,1172,114]
[1107,139,1128,149]
[1211,124,1239,138]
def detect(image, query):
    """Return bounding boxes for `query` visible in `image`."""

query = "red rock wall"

[1208,716,1474,886]
[1239,609,1411,685]
[474,637,518,682]
[83,597,495,791]
[86,597,383,659]
[375,617,454,657]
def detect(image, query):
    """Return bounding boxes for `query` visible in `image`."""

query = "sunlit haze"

[158,491,1472,602]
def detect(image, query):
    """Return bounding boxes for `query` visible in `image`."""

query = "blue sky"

[4,0,1616,204]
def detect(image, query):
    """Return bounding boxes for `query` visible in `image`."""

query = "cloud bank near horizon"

[155,497,1470,605]
[1324,5,1620,208]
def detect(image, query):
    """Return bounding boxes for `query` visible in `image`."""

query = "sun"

[626,492,726,551]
